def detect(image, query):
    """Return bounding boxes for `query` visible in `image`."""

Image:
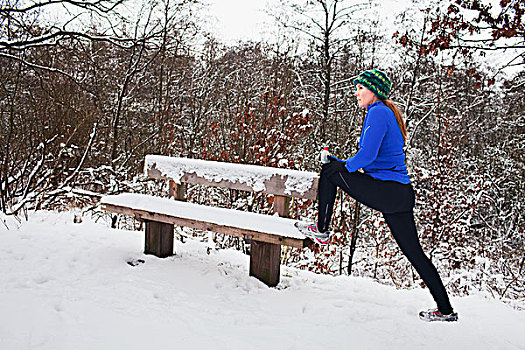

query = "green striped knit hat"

[353,69,392,100]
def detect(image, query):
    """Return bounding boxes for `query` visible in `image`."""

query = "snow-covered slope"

[1,211,524,349]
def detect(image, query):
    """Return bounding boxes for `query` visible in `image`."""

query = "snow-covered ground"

[1,211,524,350]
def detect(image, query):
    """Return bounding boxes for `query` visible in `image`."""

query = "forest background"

[1,0,523,307]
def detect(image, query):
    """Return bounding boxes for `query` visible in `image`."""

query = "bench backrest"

[145,155,319,201]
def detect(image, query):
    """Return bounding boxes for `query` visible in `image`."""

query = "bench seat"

[101,193,309,249]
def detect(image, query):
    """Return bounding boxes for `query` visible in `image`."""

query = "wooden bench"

[100,155,319,287]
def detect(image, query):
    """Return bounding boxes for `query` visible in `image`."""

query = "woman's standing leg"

[383,211,454,314]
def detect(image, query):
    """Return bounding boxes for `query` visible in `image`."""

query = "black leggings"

[318,167,453,314]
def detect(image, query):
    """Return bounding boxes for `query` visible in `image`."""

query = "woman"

[296,69,458,322]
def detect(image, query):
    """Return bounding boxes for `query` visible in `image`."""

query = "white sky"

[201,0,414,45]
[202,0,277,44]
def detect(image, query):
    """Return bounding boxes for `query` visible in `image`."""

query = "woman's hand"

[322,156,348,177]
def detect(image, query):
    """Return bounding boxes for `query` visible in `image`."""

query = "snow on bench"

[145,155,319,200]
[101,156,320,287]
[100,193,305,247]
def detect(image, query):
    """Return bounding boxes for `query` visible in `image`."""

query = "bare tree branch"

[0,0,125,14]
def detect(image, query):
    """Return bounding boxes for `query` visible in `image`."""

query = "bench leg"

[249,241,281,287]
[145,221,174,258]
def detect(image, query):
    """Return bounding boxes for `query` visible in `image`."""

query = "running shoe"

[294,222,330,245]
[419,308,458,322]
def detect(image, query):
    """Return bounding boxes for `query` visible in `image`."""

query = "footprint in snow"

[126,258,145,267]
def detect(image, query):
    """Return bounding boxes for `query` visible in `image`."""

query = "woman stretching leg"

[296,69,457,322]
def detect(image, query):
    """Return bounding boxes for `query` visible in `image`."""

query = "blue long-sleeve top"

[343,101,410,184]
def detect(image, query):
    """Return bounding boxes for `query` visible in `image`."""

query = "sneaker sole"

[419,314,458,322]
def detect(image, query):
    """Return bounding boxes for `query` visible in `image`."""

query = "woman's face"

[354,84,379,108]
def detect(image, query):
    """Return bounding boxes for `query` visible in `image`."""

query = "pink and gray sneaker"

[294,222,330,245]
[419,308,458,322]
